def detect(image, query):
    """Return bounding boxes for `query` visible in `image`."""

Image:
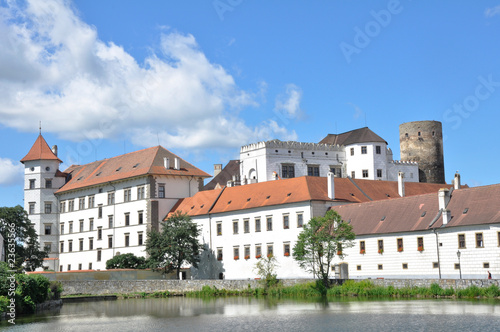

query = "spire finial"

[39,121,41,135]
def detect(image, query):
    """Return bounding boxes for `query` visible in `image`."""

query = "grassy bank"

[186,280,500,300]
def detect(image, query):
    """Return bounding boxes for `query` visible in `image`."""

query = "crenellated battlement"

[241,139,342,153]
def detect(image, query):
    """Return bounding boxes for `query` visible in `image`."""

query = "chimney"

[227,180,233,187]
[51,145,58,156]
[398,171,405,197]
[174,157,180,170]
[438,188,451,211]
[442,209,451,225]
[327,172,335,200]
[164,157,170,169]
[272,172,278,180]
[453,172,461,190]
[214,164,222,177]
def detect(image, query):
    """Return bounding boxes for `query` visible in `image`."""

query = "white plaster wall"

[386,162,419,182]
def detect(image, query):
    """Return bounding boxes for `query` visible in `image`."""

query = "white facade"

[240,139,419,184]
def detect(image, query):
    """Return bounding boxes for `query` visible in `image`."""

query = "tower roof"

[21,134,62,163]
[319,127,387,146]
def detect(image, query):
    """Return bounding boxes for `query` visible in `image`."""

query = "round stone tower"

[399,121,445,184]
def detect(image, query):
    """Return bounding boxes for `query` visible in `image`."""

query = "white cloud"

[485,5,500,18]
[347,102,364,120]
[0,158,24,186]
[274,84,303,120]
[0,0,295,150]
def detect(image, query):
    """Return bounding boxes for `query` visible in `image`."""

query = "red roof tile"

[56,146,210,193]
[20,134,62,163]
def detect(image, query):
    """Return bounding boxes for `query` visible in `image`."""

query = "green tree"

[253,254,279,289]
[106,253,147,269]
[0,206,48,272]
[293,210,355,289]
[145,212,201,279]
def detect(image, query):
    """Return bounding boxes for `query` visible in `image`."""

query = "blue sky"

[1,0,500,207]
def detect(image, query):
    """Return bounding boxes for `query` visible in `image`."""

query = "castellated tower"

[399,121,445,184]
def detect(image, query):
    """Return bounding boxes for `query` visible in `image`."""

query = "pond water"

[3,297,500,331]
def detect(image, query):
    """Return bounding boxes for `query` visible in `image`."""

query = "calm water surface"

[2,297,500,331]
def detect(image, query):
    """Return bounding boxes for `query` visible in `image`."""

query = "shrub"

[106,253,147,269]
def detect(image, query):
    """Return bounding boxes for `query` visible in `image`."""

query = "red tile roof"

[167,176,450,219]
[20,134,62,163]
[56,146,210,193]
[331,184,500,236]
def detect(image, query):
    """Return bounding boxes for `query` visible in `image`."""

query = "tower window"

[418,132,421,136]
[45,179,52,188]
[29,179,36,189]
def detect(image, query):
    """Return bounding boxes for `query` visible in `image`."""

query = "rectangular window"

[284,243,290,256]
[484,262,490,268]
[69,222,73,234]
[89,263,92,270]
[137,186,145,200]
[68,264,71,271]
[244,219,250,233]
[267,244,274,257]
[417,237,424,251]
[78,264,82,271]
[60,224,64,235]
[361,146,367,154]
[357,265,362,271]
[233,247,239,260]
[360,241,366,254]
[283,214,289,229]
[376,146,381,154]
[351,171,355,178]
[362,169,369,178]
[297,213,303,228]
[217,248,223,261]
[255,218,261,232]
[97,250,101,262]
[458,234,466,249]
[378,264,383,270]
[138,211,143,225]
[59,265,63,272]
[378,239,384,254]
[29,179,36,189]
[476,233,484,248]
[402,263,408,269]
[125,234,130,247]
[89,218,94,231]
[498,231,500,246]
[124,188,131,202]
[282,164,295,178]
[307,166,320,177]
[108,235,113,248]
[350,148,354,156]
[107,192,115,205]
[60,242,64,253]
[97,227,102,240]
[158,184,165,198]
[138,233,143,245]
[44,224,51,235]
[255,245,262,258]
[45,179,52,188]
[233,220,239,234]
[433,262,439,268]
[29,202,35,215]
[80,220,84,232]
[397,238,404,252]
[79,198,85,210]
[454,263,460,270]
[88,195,95,208]
[79,239,83,251]
[44,202,52,214]
[60,201,66,213]
[98,205,103,218]
[108,215,113,228]
[68,199,74,212]
[125,213,130,226]
[377,169,382,178]
[68,240,73,252]
[216,222,222,236]
[267,217,273,231]
[44,242,51,252]
[89,238,93,250]
[244,246,250,259]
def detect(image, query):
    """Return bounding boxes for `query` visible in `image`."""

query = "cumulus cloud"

[274,84,303,121]
[0,0,294,149]
[0,158,24,186]
[485,5,500,18]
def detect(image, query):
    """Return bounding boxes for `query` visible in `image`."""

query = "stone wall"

[60,278,499,295]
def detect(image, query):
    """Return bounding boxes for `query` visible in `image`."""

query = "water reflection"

[3,297,500,331]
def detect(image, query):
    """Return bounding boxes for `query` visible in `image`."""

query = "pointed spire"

[21,134,62,163]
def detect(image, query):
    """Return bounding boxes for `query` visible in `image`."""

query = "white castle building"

[239,127,419,185]
[21,134,210,271]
